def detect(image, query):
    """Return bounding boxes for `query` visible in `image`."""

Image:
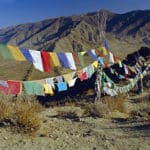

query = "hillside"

[0,10,149,81]
[0,10,149,58]
[0,10,150,150]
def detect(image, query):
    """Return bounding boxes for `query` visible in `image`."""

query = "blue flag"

[104,39,109,51]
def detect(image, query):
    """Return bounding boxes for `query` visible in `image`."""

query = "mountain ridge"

[0,9,149,57]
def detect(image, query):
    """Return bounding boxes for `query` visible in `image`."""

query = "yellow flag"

[101,47,108,56]
[118,60,122,68]
[80,51,86,55]
[49,52,61,67]
[140,74,143,79]
[92,61,98,68]
[43,84,54,96]
[63,72,75,83]
[7,45,26,61]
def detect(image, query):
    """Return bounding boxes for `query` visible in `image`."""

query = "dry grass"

[56,110,80,121]
[129,94,150,119]
[0,94,13,123]
[14,99,43,134]
[82,101,110,118]
[104,95,127,114]
[0,93,44,134]
[0,100,12,122]
[0,57,31,80]
[81,94,128,118]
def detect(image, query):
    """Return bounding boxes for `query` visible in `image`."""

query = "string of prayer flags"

[101,70,142,96]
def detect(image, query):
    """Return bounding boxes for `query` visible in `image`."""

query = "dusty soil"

[0,92,150,150]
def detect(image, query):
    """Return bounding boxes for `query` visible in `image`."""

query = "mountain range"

[0,10,149,58]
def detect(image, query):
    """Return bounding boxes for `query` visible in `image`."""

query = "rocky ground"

[0,91,149,150]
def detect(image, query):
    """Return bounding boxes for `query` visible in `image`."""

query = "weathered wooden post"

[94,10,106,102]
[95,63,102,101]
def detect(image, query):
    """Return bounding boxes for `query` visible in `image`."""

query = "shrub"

[14,96,43,134]
[0,93,43,134]
[16,95,43,113]
[0,99,12,123]
[16,113,41,134]
[0,94,14,123]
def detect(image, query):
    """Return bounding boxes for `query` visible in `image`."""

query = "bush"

[0,99,12,123]
[0,94,43,134]
[15,100,42,133]
[0,94,14,123]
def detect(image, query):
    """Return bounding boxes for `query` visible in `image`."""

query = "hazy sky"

[0,0,149,28]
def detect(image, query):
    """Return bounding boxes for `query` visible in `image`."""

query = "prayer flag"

[29,50,44,72]
[41,51,51,72]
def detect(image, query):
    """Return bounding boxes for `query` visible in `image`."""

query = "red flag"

[0,80,22,95]
[72,52,80,64]
[113,55,118,62]
[95,48,103,57]
[41,51,51,72]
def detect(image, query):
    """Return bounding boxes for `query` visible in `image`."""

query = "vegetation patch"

[0,93,44,134]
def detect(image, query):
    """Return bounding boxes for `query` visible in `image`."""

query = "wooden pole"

[94,11,106,102]
[95,63,102,101]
